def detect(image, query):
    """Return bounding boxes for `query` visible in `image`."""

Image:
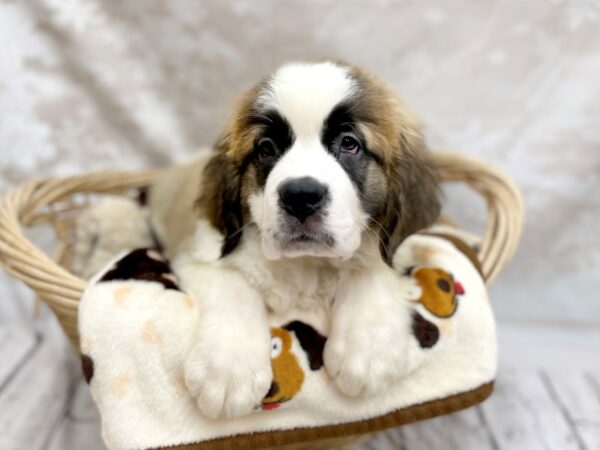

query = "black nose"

[278,177,328,223]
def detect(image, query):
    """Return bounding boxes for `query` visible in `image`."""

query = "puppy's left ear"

[195,134,243,257]
[380,132,440,265]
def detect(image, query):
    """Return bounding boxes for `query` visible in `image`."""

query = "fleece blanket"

[78,227,495,450]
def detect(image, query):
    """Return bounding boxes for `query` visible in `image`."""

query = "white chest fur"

[223,228,344,314]
[171,223,384,316]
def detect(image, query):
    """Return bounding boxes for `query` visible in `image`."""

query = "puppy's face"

[198,62,440,263]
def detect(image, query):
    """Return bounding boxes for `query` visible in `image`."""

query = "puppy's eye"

[258,137,278,159]
[339,134,360,155]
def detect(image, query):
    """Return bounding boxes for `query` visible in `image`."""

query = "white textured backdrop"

[1,0,599,342]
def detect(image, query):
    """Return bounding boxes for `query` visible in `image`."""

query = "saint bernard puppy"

[149,61,440,419]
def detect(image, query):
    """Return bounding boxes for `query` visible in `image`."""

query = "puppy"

[149,61,440,418]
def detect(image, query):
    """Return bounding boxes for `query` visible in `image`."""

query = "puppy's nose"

[278,177,328,223]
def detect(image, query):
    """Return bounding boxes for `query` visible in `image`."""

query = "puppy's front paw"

[184,330,272,419]
[324,310,410,397]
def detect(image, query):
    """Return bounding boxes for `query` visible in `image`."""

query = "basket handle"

[433,151,524,283]
[0,171,158,346]
[0,155,522,347]
[0,155,522,290]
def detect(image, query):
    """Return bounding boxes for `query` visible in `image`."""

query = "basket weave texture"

[0,151,523,450]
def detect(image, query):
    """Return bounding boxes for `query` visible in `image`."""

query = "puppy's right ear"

[195,134,243,257]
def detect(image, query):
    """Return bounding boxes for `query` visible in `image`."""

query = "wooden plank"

[480,363,582,450]
[67,379,101,422]
[0,273,32,322]
[360,428,405,450]
[46,418,106,450]
[400,407,496,450]
[46,381,106,450]
[0,333,79,450]
[541,368,600,450]
[541,369,600,424]
[497,323,600,373]
[586,373,600,417]
[0,328,38,391]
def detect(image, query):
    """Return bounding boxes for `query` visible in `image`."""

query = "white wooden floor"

[1,275,598,450]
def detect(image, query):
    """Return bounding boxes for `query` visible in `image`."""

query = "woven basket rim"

[0,151,523,349]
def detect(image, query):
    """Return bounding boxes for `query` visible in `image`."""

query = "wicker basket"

[0,151,523,450]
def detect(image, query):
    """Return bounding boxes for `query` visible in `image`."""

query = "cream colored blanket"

[77,203,495,450]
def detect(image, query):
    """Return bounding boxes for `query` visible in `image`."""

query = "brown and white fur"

[149,62,440,419]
